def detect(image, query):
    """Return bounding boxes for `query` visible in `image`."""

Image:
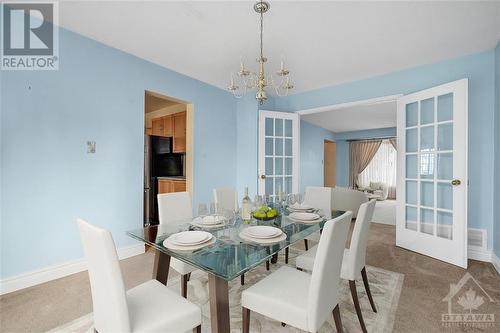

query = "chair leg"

[193,325,201,333]
[266,260,270,271]
[285,247,289,264]
[332,304,343,333]
[349,280,367,333]
[361,267,377,313]
[186,272,191,282]
[242,307,250,333]
[240,274,245,286]
[304,239,309,251]
[181,274,188,298]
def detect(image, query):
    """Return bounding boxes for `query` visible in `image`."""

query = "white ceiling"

[58,1,500,94]
[302,100,396,133]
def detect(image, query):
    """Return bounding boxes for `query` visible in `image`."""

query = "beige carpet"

[47,248,404,333]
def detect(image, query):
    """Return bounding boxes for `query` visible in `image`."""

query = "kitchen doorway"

[143,91,193,227]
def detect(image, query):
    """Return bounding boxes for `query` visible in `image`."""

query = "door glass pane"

[420,126,435,151]
[420,208,434,235]
[437,211,453,239]
[419,153,435,179]
[285,120,292,137]
[437,183,453,210]
[285,158,292,175]
[285,138,292,156]
[437,153,453,180]
[265,177,273,194]
[275,177,283,195]
[437,123,453,151]
[437,93,453,122]
[406,102,418,127]
[406,154,417,179]
[406,181,417,205]
[406,206,417,231]
[275,138,283,156]
[265,157,273,175]
[275,157,283,175]
[265,138,273,155]
[421,182,434,207]
[265,118,274,136]
[420,98,434,125]
[406,128,418,152]
[275,119,283,136]
[285,176,292,193]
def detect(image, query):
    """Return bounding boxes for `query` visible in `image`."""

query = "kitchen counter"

[157,176,186,180]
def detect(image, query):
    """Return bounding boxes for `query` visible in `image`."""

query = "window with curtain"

[359,140,397,199]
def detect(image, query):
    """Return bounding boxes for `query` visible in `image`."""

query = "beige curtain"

[389,138,397,150]
[349,140,383,188]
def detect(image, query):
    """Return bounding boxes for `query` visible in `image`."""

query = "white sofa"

[332,187,369,218]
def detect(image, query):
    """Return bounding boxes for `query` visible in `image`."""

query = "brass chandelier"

[227,1,294,104]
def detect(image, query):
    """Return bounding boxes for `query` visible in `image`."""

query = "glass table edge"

[126,210,347,281]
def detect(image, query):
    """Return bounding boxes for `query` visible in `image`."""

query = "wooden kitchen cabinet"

[173,111,186,153]
[163,115,173,137]
[151,117,164,136]
[158,179,186,194]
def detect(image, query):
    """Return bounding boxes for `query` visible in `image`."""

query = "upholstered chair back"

[77,219,131,333]
[307,211,352,332]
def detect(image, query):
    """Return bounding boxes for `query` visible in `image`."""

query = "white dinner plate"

[289,212,321,221]
[289,203,314,211]
[163,236,216,251]
[239,231,287,244]
[243,226,282,239]
[190,217,225,229]
[170,231,212,245]
[199,215,226,225]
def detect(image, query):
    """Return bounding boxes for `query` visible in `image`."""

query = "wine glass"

[254,195,263,209]
[287,193,297,207]
[296,193,304,205]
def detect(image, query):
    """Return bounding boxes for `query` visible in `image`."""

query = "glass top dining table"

[127,208,346,281]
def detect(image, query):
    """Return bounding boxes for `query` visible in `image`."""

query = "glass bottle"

[241,187,252,221]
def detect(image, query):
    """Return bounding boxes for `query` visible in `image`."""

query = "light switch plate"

[87,141,96,153]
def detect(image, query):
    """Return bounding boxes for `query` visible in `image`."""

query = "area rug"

[47,248,404,333]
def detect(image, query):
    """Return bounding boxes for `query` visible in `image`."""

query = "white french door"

[396,79,468,268]
[258,110,300,198]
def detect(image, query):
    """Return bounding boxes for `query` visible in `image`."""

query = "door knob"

[260,175,266,179]
[451,179,461,186]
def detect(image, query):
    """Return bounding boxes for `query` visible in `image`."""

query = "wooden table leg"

[208,274,230,333]
[153,249,170,285]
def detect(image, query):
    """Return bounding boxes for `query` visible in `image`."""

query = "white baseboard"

[0,244,145,296]
[492,252,500,275]
[468,246,492,262]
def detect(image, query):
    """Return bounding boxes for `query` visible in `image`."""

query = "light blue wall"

[333,127,397,186]
[236,95,259,197]
[494,42,500,259]
[272,50,496,249]
[0,28,237,278]
[299,121,335,193]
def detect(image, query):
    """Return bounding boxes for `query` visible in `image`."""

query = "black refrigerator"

[144,135,184,226]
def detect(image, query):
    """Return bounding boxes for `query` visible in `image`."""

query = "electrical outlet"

[87,141,96,153]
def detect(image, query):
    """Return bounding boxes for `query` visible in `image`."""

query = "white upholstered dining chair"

[241,211,352,333]
[285,186,333,264]
[295,200,377,333]
[213,187,238,212]
[158,192,197,298]
[77,219,202,333]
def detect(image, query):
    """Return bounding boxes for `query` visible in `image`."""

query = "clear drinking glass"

[296,193,304,205]
[198,203,208,218]
[287,193,296,206]
[254,195,263,208]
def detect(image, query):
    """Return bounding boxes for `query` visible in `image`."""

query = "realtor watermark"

[1,1,59,70]
[441,272,495,328]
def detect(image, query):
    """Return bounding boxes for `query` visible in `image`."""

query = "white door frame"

[396,79,468,268]
[258,110,300,196]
